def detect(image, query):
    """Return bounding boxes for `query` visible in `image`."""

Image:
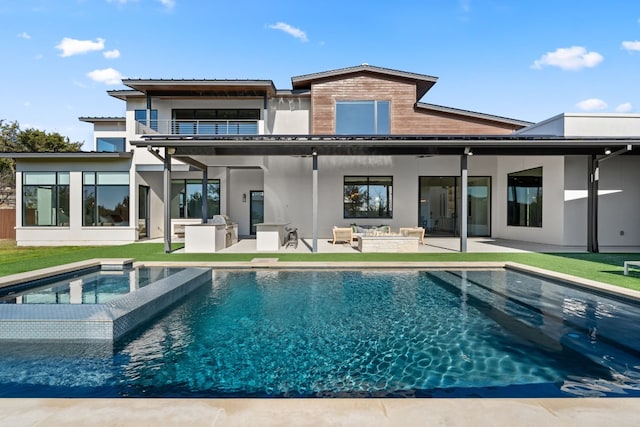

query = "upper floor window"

[170,179,221,219]
[344,176,393,219]
[83,172,130,226]
[507,167,542,227]
[135,109,158,131]
[336,101,390,134]
[96,137,125,152]
[22,172,69,226]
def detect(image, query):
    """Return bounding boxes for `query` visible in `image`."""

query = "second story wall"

[310,73,520,135]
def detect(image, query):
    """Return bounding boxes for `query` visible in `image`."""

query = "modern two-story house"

[4,64,640,251]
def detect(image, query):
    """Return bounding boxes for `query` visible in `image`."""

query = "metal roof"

[0,152,133,160]
[78,116,126,123]
[416,103,533,128]
[132,134,639,157]
[120,79,277,97]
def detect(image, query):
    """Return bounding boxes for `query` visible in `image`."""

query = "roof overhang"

[0,152,133,160]
[120,80,277,97]
[132,135,639,157]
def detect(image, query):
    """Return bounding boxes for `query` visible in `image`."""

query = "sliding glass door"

[419,177,491,236]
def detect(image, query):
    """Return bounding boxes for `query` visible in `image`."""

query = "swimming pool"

[0,268,639,398]
[0,266,185,304]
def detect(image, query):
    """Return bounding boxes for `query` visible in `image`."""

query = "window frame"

[507,167,543,228]
[22,172,70,227]
[170,178,221,219]
[335,100,390,135]
[343,176,393,219]
[134,109,158,131]
[82,172,130,227]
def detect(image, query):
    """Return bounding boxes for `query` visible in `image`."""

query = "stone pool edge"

[1,397,639,427]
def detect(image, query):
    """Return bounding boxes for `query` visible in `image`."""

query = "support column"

[587,155,599,253]
[460,154,468,253]
[163,151,172,253]
[312,149,318,253]
[201,168,208,223]
[146,95,152,128]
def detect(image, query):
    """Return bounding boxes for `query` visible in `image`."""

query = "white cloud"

[18,32,31,40]
[622,40,640,52]
[616,102,633,113]
[106,0,137,4]
[532,46,603,70]
[56,37,105,57]
[576,98,608,111]
[459,0,471,13]
[268,22,308,42]
[87,68,123,85]
[103,49,121,59]
[158,0,175,9]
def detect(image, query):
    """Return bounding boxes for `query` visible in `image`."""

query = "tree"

[0,120,83,207]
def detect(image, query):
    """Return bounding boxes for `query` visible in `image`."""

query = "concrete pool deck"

[2,397,639,426]
[2,259,640,426]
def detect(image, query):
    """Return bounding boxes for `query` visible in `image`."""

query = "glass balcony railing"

[136,119,259,135]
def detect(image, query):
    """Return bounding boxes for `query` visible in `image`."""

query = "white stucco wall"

[228,169,264,236]
[493,156,566,245]
[261,155,499,239]
[269,97,310,134]
[15,158,136,246]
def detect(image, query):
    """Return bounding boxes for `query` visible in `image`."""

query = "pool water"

[0,269,639,398]
[0,266,185,304]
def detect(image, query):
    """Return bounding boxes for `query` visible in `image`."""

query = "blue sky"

[1,0,639,149]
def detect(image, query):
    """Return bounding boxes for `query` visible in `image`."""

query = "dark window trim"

[343,175,393,219]
[22,172,69,227]
[507,167,543,228]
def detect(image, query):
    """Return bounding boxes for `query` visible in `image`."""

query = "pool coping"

[1,397,639,426]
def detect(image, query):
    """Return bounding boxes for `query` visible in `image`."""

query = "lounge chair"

[399,227,425,244]
[332,227,353,245]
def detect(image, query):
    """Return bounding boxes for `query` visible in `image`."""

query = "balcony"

[136,119,260,136]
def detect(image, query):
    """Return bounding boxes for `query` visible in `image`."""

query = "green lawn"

[1,239,640,291]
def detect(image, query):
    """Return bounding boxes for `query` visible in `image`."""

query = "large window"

[134,109,158,131]
[336,100,390,134]
[507,167,542,227]
[170,179,220,219]
[83,172,130,226]
[96,137,125,152]
[344,176,393,218]
[22,172,69,226]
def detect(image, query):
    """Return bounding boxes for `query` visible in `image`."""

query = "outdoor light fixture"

[242,193,247,203]
[464,147,473,156]
[166,147,176,155]
[311,147,318,156]
[604,148,612,155]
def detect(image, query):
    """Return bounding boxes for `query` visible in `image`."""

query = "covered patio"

[133,134,640,255]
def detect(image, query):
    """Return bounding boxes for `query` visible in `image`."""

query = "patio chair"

[399,227,425,244]
[332,227,353,245]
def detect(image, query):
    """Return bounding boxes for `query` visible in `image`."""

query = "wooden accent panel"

[0,209,16,239]
[310,73,519,135]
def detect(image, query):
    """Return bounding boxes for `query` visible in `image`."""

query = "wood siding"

[310,73,519,135]
[0,209,16,239]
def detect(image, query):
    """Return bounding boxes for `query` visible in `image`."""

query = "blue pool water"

[0,269,639,398]
[0,266,185,304]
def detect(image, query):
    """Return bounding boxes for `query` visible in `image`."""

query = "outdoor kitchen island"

[183,216,238,253]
